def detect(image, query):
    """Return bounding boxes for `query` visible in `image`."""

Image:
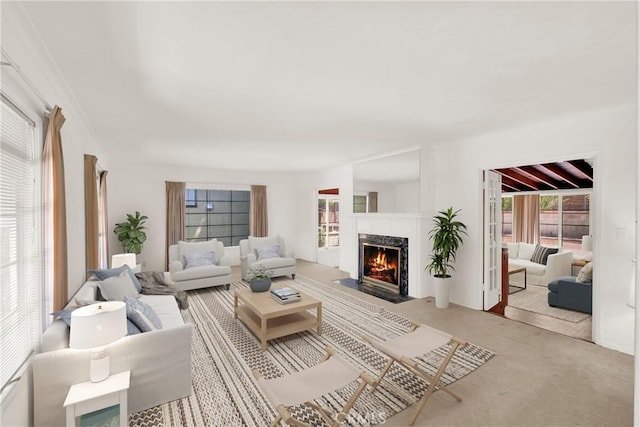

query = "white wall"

[1,4,108,424]
[354,179,420,213]
[424,104,636,355]
[107,162,301,272]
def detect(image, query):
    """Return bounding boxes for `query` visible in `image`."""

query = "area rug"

[130,275,495,427]
[508,285,590,323]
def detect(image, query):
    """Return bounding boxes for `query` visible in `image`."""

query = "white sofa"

[239,236,296,280]
[32,280,192,427]
[169,239,232,290]
[507,242,573,286]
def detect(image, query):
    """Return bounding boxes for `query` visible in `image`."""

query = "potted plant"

[425,207,467,308]
[113,211,148,255]
[246,265,274,292]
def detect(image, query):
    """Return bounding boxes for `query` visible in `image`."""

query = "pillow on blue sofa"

[530,245,558,265]
[88,265,142,292]
[576,262,593,283]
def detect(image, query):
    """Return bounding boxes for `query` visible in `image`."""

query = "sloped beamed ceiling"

[493,159,593,193]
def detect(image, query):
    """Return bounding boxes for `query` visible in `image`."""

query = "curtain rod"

[1,49,52,113]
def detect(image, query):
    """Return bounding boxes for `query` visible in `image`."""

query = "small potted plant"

[246,265,274,292]
[425,207,467,308]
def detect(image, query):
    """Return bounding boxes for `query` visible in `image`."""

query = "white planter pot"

[434,276,451,309]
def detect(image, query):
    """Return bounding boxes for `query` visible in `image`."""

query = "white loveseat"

[32,280,192,427]
[169,239,232,290]
[507,242,573,286]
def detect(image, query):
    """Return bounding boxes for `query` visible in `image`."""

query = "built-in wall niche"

[352,148,420,214]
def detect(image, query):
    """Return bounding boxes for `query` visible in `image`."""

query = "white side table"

[64,370,130,427]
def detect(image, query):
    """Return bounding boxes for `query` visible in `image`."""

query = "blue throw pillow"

[88,265,142,292]
[183,251,216,269]
[126,319,142,335]
[124,296,162,332]
[51,308,76,326]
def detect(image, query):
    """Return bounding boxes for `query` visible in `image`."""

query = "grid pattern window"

[318,196,339,248]
[501,196,512,243]
[353,195,367,213]
[185,189,250,247]
[1,95,42,394]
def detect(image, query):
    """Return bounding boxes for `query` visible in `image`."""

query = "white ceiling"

[16,1,637,174]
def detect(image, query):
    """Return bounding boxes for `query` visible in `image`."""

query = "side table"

[64,370,130,427]
[572,259,588,276]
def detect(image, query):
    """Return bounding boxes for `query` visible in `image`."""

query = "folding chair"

[253,347,375,427]
[363,321,468,426]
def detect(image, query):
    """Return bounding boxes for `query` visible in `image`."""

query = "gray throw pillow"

[576,262,593,283]
[183,251,216,269]
[96,271,140,301]
[51,308,76,326]
[256,245,281,260]
[88,265,142,292]
[124,296,162,332]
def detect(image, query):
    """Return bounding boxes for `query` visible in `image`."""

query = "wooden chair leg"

[331,378,369,427]
[370,358,394,392]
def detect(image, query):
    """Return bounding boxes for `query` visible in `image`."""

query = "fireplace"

[358,234,408,296]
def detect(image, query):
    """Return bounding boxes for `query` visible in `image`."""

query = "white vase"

[434,276,451,309]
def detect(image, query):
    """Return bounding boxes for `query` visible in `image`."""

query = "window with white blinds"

[0,94,42,395]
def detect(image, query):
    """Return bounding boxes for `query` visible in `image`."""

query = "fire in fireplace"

[362,243,400,290]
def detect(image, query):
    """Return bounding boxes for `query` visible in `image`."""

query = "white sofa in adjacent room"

[507,242,573,286]
[32,280,192,427]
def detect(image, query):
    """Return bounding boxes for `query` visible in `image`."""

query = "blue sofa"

[547,276,592,314]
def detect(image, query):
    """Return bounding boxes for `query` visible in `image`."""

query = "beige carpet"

[507,284,590,323]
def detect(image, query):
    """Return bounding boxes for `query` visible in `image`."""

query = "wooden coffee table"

[234,286,322,351]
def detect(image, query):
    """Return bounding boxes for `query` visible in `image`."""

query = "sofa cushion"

[139,295,185,329]
[576,262,593,283]
[172,264,231,282]
[183,251,216,269]
[518,243,536,260]
[251,257,295,270]
[96,270,140,301]
[530,245,558,265]
[124,296,163,332]
[88,265,142,292]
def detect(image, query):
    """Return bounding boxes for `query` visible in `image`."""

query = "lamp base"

[90,348,110,383]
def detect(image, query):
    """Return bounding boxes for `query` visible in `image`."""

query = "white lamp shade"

[70,302,127,349]
[581,235,593,252]
[111,253,136,269]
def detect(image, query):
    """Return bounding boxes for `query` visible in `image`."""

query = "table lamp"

[70,301,127,382]
[581,235,593,261]
[111,253,136,269]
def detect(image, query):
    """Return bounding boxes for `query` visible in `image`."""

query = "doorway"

[317,188,340,267]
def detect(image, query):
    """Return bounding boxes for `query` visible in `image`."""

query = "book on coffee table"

[270,294,301,304]
[271,288,300,299]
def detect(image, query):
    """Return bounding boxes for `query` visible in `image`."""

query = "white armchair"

[169,239,232,291]
[239,236,296,280]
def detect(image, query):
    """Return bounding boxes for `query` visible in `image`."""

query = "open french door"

[484,170,502,310]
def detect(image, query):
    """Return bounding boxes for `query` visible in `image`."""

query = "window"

[1,94,42,395]
[561,194,590,250]
[185,189,250,246]
[318,196,339,248]
[501,196,512,243]
[353,194,367,213]
[540,195,559,246]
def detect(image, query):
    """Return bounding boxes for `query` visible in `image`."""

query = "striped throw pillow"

[530,245,558,265]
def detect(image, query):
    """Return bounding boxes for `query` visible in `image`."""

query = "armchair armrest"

[218,254,232,267]
[169,260,184,275]
[544,251,573,283]
[284,249,295,258]
[240,254,257,280]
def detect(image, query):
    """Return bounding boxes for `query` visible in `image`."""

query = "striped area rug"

[129,275,495,427]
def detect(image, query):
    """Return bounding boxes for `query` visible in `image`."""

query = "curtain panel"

[99,170,109,268]
[43,106,68,312]
[166,181,185,270]
[84,154,100,271]
[513,194,540,244]
[250,185,268,237]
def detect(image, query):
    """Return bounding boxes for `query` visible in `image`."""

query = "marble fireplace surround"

[359,234,408,296]
[353,213,428,298]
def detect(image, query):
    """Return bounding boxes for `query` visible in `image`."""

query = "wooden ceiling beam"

[496,168,553,191]
[539,163,585,189]
[516,166,560,189]
[568,160,594,182]
[499,175,524,192]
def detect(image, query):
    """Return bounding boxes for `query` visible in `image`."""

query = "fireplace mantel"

[352,213,429,298]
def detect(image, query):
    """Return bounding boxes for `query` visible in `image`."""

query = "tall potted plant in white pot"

[425,207,467,308]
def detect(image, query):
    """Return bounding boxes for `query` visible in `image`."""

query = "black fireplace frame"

[358,233,408,296]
